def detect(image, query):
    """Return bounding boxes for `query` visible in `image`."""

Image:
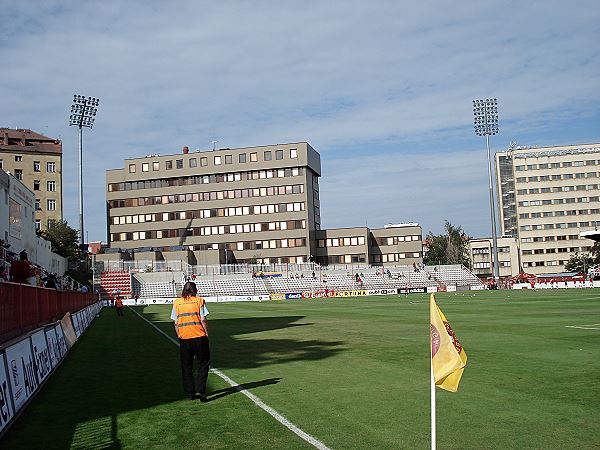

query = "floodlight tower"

[473,98,500,284]
[69,95,100,255]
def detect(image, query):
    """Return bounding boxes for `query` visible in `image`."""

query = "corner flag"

[430,294,467,392]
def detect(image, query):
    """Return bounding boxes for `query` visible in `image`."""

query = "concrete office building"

[468,236,520,279]
[0,128,63,231]
[496,142,600,275]
[104,142,423,267]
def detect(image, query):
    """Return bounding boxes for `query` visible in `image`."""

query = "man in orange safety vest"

[171,281,210,401]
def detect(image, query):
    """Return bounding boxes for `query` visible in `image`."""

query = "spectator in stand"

[10,251,32,284]
[0,264,7,281]
[44,273,58,289]
[312,271,316,279]
[80,285,89,293]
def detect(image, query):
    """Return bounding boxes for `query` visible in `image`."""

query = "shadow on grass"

[1,306,344,449]
[138,308,346,370]
[207,377,282,401]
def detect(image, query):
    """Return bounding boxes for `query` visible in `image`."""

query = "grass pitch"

[2,289,599,449]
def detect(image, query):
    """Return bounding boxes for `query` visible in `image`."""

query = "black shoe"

[188,394,196,400]
[198,394,209,402]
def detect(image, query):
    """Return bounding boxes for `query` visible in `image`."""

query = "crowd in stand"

[0,240,87,291]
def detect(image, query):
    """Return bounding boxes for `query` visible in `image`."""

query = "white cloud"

[0,1,599,241]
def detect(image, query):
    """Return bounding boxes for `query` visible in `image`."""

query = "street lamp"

[473,98,500,284]
[69,94,99,263]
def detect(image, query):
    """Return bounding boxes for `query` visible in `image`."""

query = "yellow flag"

[430,294,467,392]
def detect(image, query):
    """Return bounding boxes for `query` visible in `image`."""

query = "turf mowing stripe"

[128,306,332,450]
[565,325,600,330]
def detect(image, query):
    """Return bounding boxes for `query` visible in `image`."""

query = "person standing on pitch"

[171,281,210,401]
[115,296,124,316]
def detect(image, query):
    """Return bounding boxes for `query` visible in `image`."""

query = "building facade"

[496,142,600,275]
[315,223,423,266]
[468,236,520,278]
[0,128,63,231]
[105,142,423,267]
[107,143,321,265]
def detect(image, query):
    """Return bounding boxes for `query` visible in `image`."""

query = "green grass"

[2,290,599,449]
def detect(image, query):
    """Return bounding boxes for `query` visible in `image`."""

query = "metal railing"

[0,282,98,345]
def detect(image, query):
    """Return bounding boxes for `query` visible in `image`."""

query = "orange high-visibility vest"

[174,296,207,339]
[115,298,123,308]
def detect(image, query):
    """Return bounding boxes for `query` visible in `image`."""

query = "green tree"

[38,220,79,261]
[564,252,595,273]
[424,221,471,266]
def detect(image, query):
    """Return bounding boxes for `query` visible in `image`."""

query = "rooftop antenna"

[212,140,218,151]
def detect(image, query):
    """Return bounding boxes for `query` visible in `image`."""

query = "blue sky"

[1,1,599,242]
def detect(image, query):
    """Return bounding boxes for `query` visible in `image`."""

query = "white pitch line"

[128,307,331,450]
[565,325,600,330]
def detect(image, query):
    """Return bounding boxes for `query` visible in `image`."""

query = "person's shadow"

[206,377,282,401]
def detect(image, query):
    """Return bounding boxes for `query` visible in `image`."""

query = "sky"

[1,1,599,243]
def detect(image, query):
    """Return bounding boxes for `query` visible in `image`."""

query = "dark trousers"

[179,336,210,397]
[116,307,124,316]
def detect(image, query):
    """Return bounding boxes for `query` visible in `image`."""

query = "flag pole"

[430,306,436,450]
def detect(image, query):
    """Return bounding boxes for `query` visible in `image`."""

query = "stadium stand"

[99,264,484,299]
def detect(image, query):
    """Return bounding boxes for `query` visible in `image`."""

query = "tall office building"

[0,128,63,232]
[105,142,423,267]
[496,142,600,275]
[107,143,321,265]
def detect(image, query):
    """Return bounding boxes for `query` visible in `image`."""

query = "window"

[166,160,173,170]
[33,161,40,172]
[264,151,272,161]
[129,164,136,173]
[176,159,183,169]
[225,155,233,164]
[189,158,197,168]
[14,169,22,180]
[153,162,160,171]
[214,156,221,165]
[290,148,298,158]
[47,199,56,211]
[142,163,149,172]
[239,153,247,163]
[275,149,284,160]
[35,219,41,231]
[35,199,40,210]
[0,159,3,169]
[250,152,258,162]
[47,180,56,192]
[15,155,22,162]
[33,180,40,191]
[47,161,56,172]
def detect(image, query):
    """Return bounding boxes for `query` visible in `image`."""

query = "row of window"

[516,184,600,194]
[520,221,599,231]
[473,261,511,269]
[521,234,580,243]
[519,196,600,207]
[111,220,306,241]
[523,261,567,268]
[33,180,56,192]
[34,218,57,231]
[520,210,600,219]
[371,236,422,246]
[318,254,367,264]
[128,149,299,174]
[521,246,592,255]
[111,231,307,251]
[372,252,422,263]
[0,158,57,172]
[109,167,304,192]
[111,202,306,225]
[108,183,304,209]
[471,247,511,254]
[35,199,57,211]
[515,160,599,171]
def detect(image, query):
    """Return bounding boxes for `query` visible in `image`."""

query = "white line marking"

[565,325,600,330]
[128,307,331,450]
